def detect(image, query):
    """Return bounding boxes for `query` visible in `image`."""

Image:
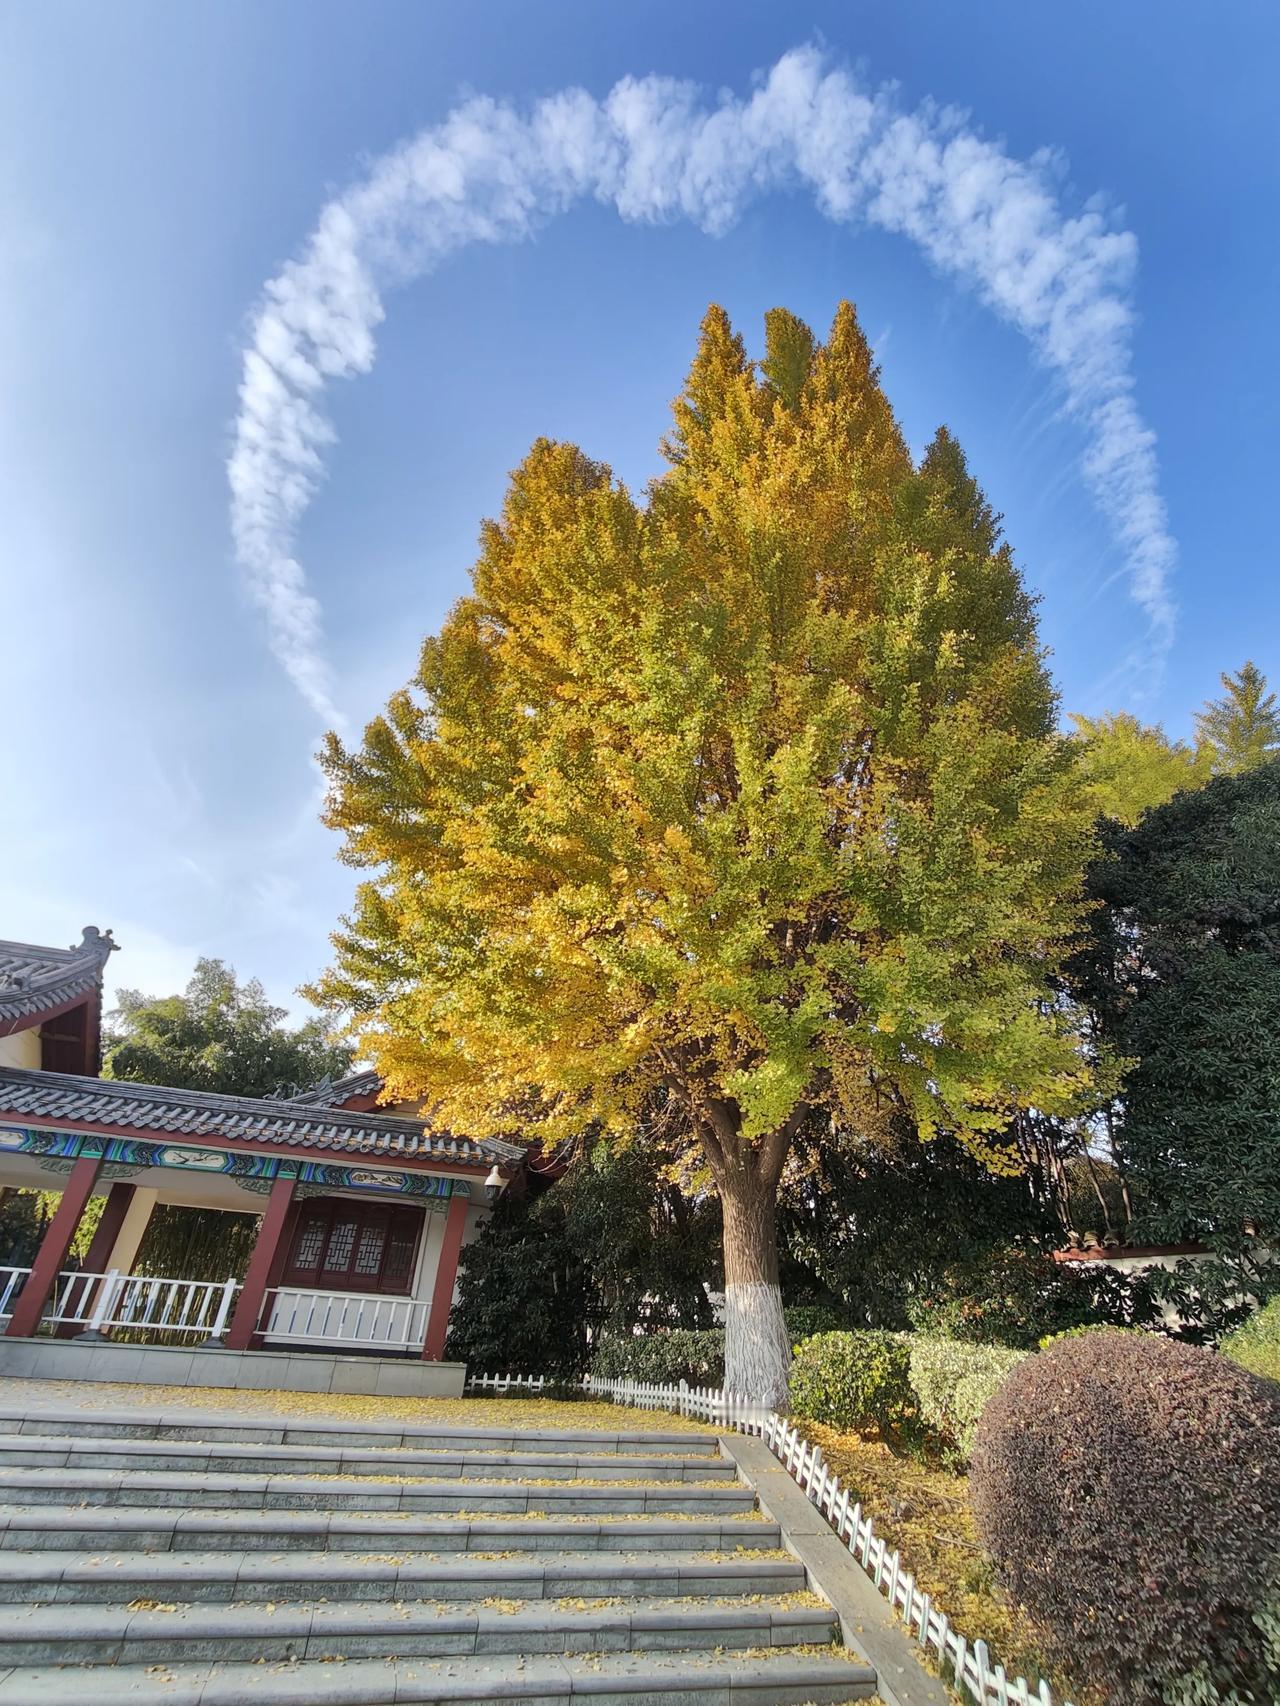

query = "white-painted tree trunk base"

[724,1280,791,1409]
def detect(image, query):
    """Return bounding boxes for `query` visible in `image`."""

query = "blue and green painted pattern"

[0,1126,469,1200]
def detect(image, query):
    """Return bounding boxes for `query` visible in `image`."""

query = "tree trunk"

[720,1168,791,1410]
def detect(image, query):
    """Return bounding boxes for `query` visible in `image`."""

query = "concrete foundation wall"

[0,1335,467,1397]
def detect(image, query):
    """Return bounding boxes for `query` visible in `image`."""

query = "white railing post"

[75,1269,122,1342]
[0,1266,27,1320]
[201,1277,239,1348]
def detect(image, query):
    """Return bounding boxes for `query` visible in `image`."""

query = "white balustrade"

[0,1266,28,1321]
[1,1264,429,1351]
[0,1265,239,1339]
[262,1286,430,1351]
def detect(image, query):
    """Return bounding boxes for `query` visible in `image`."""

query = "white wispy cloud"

[228,45,1176,722]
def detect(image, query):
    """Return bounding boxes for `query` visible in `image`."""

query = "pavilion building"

[0,927,519,1394]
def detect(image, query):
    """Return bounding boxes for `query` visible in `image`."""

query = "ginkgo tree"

[309,303,1095,1405]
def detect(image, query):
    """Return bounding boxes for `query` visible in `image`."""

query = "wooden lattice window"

[283,1199,424,1295]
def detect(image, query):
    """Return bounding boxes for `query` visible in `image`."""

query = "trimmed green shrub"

[908,1338,1027,1462]
[591,1329,725,1387]
[1037,1321,1142,1350]
[1221,1296,1280,1384]
[970,1330,1280,1704]
[788,1330,914,1435]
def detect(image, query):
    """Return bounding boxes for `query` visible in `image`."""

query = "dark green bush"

[590,1307,846,1389]
[783,1304,847,1342]
[590,1329,726,1387]
[446,1198,599,1378]
[971,1330,1280,1703]
[907,1244,1155,1348]
[788,1330,914,1434]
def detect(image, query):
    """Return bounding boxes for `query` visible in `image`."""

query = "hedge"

[908,1338,1027,1463]
[1221,1294,1280,1384]
[788,1330,915,1435]
[590,1307,847,1389]
[590,1328,726,1387]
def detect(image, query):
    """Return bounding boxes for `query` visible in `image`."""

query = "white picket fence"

[585,1373,1071,1706]
[463,1371,556,1396]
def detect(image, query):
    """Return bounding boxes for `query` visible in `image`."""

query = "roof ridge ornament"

[75,926,118,960]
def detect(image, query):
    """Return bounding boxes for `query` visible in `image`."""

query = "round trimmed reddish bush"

[970,1329,1280,1702]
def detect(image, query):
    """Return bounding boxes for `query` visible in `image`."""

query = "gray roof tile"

[288,1069,384,1107]
[0,1066,521,1169]
[0,927,117,1025]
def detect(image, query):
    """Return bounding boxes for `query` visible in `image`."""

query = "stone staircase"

[0,1401,878,1703]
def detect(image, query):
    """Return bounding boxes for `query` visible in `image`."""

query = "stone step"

[0,1505,778,1554]
[0,1466,755,1516]
[0,1545,807,1605]
[0,1403,721,1456]
[0,1648,879,1704]
[0,1431,735,1482]
[0,1592,839,1665]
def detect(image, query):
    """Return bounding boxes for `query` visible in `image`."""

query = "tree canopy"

[310,301,1096,1400]
[1070,711,1212,826]
[1195,660,1280,774]
[1070,662,1280,829]
[1077,760,1280,1251]
[105,958,351,1099]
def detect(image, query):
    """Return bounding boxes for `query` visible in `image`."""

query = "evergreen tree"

[1195,660,1280,774]
[105,959,351,1098]
[309,303,1094,1403]
[1079,760,1280,1251]
[445,1141,720,1377]
[1071,711,1212,825]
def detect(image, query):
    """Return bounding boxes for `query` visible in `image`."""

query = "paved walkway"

[0,1374,716,1433]
[0,1386,877,1704]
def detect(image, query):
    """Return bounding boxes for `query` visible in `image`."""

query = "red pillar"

[246,1195,303,1350]
[422,1192,469,1361]
[56,1181,137,1339]
[224,1174,297,1351]
[5,1155,103,1339]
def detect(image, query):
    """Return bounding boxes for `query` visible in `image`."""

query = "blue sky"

[2,1,1277,1021]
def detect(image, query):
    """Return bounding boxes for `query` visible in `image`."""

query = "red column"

[422,1192,469,1361]
[224,1174,297,1351]
[5,1154,103,1338]
[56,1181,137,1339]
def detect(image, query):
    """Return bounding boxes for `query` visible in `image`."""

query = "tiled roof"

[289,1069,384,1107]
[0,1066,522,1169]
[0,928,117,1027]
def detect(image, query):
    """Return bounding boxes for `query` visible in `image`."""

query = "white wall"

[0,1028,41,1070]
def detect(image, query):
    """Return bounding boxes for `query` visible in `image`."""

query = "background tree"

[444,1190,601,1378]
[72,960,350,1283]
[1075,761,1280,1266]
[105,958,351,1097]
[310,302,1095,1403]
[1070,711,1211,825]
[777,1116,1059,1329]
[1195,659,1280,773]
